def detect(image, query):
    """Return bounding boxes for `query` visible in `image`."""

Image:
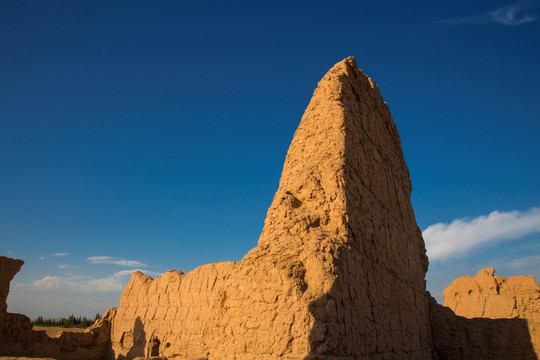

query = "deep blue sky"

[1,0,539,318]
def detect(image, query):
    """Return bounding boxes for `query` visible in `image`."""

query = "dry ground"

[32,326,85,338]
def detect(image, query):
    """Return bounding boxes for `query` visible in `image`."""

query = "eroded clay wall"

[0,256,114,360]
[0,256,24,316]
[111,263,232,359]
[429,293,537,360]
[309,57,431,357]
[440,268,540,358]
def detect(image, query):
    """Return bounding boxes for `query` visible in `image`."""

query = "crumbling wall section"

[110,263,233,359]
[438,268,540,358]
[0,256,23,316]
[0,256,115,360]
[428,293,537,360]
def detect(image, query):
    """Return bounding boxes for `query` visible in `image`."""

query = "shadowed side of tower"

[308,57,432,358]
[255,57,432,358]
[229,57,433,358]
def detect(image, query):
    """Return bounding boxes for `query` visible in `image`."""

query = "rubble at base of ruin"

[1,58,539,360]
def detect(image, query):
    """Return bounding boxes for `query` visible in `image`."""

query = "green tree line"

[32,313,101,328]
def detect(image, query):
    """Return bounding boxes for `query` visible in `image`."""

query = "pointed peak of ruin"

[316,56,379,93]
[326,56,358,74]
[257,57,410,251]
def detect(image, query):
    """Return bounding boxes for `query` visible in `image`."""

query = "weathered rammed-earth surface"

[0,256,23,316]
[0,256,115,359]
[431,267,540,359]
[444,268,540,325]
[108,57,433,359]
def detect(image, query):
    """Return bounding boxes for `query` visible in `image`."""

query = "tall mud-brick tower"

[110,57,432,360]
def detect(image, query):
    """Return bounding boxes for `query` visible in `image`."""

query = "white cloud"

[32,276,62,290]
[437,1,538,26]
[491,1,537,25]
[87,256,148,267]
[31,275,118,293]
[31,274,122,293]
[423,207,540,261]
[30,269,163,294]
[84,277,125,292]
[53,252,69,257]
[509,253,540,270]
[39,256,49,260]
[58,264,68,269]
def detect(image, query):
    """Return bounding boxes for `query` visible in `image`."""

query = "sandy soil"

[32,325,86,338]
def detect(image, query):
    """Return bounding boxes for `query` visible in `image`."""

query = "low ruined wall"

[0,256,115,360]
[109,263,234,359]
[429,268,540,359]
[442,268,540,358]
[428,293,537,360]
[109,255,324,359]
[0,309,115,360]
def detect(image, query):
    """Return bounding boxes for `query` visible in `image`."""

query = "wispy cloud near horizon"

[87,256,148,267]
[30,269,163,293]
[423,207,540,261]
[436,1,538,26]
[53,252,69,257]
[509,253,540,270]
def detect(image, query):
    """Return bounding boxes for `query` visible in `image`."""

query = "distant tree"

[32,314,98,328]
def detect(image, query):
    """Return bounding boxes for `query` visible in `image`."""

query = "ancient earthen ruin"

[432,267,540,359]
[0,256,114,360]
[107,56,432,360]
[1,57,538,359]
